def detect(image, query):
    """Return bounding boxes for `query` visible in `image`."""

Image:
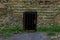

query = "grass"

[37,23,60,32]
[0,23,60,38]
[37,23,60,36]
[0,24,24,38]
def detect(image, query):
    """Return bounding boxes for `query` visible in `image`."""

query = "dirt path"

[0,32,50,40]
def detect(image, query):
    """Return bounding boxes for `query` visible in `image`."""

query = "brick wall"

[0,0,60,27]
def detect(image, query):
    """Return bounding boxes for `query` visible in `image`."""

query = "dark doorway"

[23,11,37,31]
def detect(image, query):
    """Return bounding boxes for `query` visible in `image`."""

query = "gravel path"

[0,32,50,40]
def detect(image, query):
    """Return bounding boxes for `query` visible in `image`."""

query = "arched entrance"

[23,11,37,32]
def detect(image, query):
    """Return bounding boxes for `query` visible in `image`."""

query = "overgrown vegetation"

[37,23,60,36]
[0,24,24,38]
[37,23,60,32]
[0,23,60,38]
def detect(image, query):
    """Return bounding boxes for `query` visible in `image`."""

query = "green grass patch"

[37,23,60,32]
[0,24,24,38]
[37,23,60,36]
